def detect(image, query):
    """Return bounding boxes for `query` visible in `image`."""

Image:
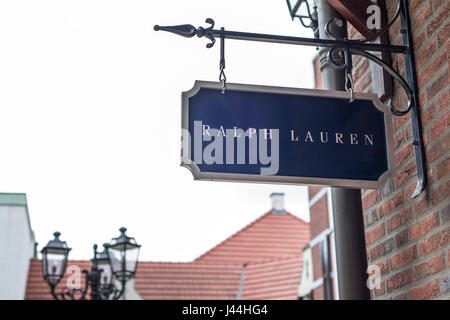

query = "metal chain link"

[345,73,354,103]
[219,63,226,94]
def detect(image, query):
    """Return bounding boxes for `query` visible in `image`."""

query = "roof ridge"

[193,211,273,262]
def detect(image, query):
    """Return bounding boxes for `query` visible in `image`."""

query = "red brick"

[429,109,450,141]
[414,194,431,216]
[312,244,323,281]
[426,167,435,186]
[348,26,356,39]
[434,0,446,10]
[396,143,414,167]
[430,179,450,206]
[413,254,446,280]
[370,238,395,262]
[427,71,449,100]
[395,161,417,188]
[363,190,379,211]
[365,209,378,227]
[394,130,404,149]
[435,90,450,114]
[387,268,413,292]
[390,246,416,270]
[410,212,440,240]
[308,186,323,199]
[437,22,449,47]
[412,2,432,35]
[379,191,404,218]
[313,284,324,300]
[414,28,426,52]
[435,157,450,182]
[373,282,386,297]
[441,204,450,224]
[354,72,372,92]
[420,105,436,127]
[353,59,369,82]
[409,0,424,17]
[416,38,436,70]
[396,108,411,128]
[366,224,385,245]
[417,49,447,88]
[426,133,450,163]
[378,260,389,276]
[419,88,427,107]
[426,2,449,37]
[310,196,329,239]
[395,229,410,248]
[408,279,440,300]
[418,228,450,256]
[386,206,413,232]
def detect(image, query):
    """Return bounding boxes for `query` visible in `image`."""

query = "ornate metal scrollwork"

[49,270,89,300]
[322,0,425,197]
[324,0,411,116]
[49,268,125,300]
[154,18,216,48]
[327,46,412,116]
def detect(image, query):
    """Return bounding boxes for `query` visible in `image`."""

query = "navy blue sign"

[181,81,394,189]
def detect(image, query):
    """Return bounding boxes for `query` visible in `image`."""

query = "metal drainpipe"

[316,0,371,300]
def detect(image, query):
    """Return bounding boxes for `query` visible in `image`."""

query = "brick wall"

[355,0,449,300]
[307,186,338,300]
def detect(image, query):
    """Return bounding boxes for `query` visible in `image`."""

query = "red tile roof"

[135,262,243,300]
[241,255,303,300]
[25,211,310,300]
[195,212,310,263]
[26,260,92,300]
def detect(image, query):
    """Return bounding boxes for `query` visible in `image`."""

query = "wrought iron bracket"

[154,0,426,198]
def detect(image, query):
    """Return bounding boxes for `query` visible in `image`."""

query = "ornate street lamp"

[97,244,114,289]
[286,0,319,36]
[41,227,140,300]
[41,232,71,287]
[105,227,141,282]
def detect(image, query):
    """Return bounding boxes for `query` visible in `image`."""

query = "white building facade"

[0,193,35,299]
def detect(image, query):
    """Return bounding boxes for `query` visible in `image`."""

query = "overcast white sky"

[0,1,316,261]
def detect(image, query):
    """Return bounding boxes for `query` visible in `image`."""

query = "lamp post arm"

[48,269,89,300]
[49,283,60,300]
[111,280,127,300]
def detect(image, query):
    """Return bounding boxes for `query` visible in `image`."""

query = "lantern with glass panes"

[40,227,140,300]
[286,0,318,36]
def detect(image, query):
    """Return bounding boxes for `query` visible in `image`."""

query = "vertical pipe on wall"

[316,0,371,300]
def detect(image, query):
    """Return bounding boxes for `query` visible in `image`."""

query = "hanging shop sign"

[181,81,394,189]
[156,1,427,197]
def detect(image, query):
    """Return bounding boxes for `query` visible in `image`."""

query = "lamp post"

[41,227,141,300]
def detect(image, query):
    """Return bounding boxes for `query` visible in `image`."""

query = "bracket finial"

[154,18,216,48]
